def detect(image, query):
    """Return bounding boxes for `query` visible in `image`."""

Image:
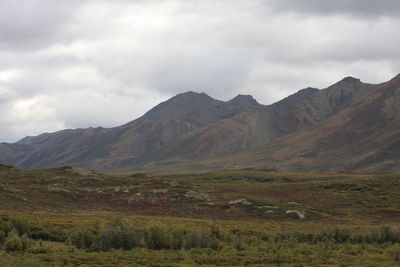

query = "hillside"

[0,92,264,170]
[1,165,400,223]
[0,74,399,172]
[247,74,400,172]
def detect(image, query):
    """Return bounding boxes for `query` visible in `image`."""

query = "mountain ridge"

[1,74,399,172]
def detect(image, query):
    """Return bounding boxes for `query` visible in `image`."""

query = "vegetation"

[67,218,219,251]
[2,215,400,265]
[2,166,400,265]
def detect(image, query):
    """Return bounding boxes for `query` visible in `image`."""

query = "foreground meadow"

[1,164,400,266]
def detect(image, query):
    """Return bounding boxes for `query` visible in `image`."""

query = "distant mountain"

[0,91,264,170]
[0,74,399,172]
[193,74,400,173]
[252,74,400,172]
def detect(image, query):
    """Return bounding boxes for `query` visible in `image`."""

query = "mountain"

[0,91,264,170]
[193,74,400,173]
[155,76,376,161]
[0,74,399,172]
[254,74,400,172]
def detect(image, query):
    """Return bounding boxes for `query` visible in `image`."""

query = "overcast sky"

[1,0,400,142]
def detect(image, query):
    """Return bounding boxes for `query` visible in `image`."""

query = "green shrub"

[311,228,351,243]
[30,228,66,242]
[67,225,97,250]
[145,223,172,250]
[4,229,30,252]
[0,219,11,232]
[4,235,24,252]
[274,226,400,245]
[378,226,400,243]
[68,218,145,251]
[10,217,30,236]
[184,229,219,250]
[67,219,220,252]
[0,218,11,245]
[27,241,53,254]
[93,218,144,251]
[0,230,6,245]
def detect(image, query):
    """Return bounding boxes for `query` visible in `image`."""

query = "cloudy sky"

[1,0,400,142]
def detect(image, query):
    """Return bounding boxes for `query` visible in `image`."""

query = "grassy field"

[1,164,400,266]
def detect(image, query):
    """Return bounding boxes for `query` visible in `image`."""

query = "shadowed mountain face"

[0,74,399,172]
[0,91,264,170]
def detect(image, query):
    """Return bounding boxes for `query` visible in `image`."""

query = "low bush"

[4,229,31,252]
[0,230,6,245]
[0,216,12,246]
[0,215,67,250]
[67,218,145,251]
[274,226,400,245]
[145,223,171,250]
[10,217,30,236]
[67,219,220,252]
[27,241,54,254]
[30,228,66,242]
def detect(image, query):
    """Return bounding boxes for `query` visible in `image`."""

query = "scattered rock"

[229,199,252,206]
[151,189,170,194]
[286,210,306,219]
[81,188,95,192]
[257,205,279,209]
[185,191,212,201]
[168,180,179,187]
[127,193,145,203]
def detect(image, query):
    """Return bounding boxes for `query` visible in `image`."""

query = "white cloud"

[0,0,399,142]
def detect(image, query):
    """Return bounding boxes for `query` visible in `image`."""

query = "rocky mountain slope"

[190,74,400,173]
[255,74,400,172]
[0,91,264,170]
[0,74,399,172]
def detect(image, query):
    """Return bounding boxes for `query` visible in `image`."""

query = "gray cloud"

[265,0,400,17]
[0,0,399,142]
[0,0,84,50]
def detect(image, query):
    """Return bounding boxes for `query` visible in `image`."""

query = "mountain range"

[1,74,399,173]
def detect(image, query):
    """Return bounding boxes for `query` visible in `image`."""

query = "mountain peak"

[228,94,260,106]
[270,87,319,110]
[169,91,215,103]
[298,87,319,94]
[337,76,361,85]
[177,91,207,97]
[143,91,219,120]
[324,76,364,94]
